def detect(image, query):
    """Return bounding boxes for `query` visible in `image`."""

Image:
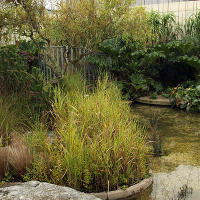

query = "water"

[131,104,200,200]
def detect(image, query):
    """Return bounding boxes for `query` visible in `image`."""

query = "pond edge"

[136,95,171,106]
[90,177,153,200]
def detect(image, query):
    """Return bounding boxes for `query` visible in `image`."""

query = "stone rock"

[152,165,200,200]
[136,95,171,106]
[0,181,101,200]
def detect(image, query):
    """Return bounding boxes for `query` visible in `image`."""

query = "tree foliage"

[0,0,51,46]
[0,0,152,49]
[49,0,138,49]
[0,0,154,66]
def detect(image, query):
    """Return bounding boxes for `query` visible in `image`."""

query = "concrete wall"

[136,0,200,24]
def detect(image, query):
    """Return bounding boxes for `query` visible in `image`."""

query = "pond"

[131,104,200,200]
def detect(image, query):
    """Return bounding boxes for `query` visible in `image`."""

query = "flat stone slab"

[136,95,171,106]
[0,181,101,200]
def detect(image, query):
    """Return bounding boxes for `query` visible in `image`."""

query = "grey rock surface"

[152,165,200,200]
[0,181,101,200]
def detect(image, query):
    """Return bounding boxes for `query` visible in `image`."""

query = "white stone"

[0,181,101,200]
[152,165,200,200]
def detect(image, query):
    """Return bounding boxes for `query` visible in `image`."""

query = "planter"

[90,177,153,200]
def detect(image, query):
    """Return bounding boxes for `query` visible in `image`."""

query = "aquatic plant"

[25,74,150,192]
[176,184,193,200]
[148,112,163,157]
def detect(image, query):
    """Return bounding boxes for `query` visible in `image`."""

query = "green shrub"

[25,74,150,192]
[0,95,28,146]
[0,40,46,92]
[150,92,158,99]
[0,41,53,146]
[0,40,53,114]
[89,35,200,100]
[170,83,200,112]
[87,11,200,102]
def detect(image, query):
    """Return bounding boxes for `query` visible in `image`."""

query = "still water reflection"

[129,104,200,200]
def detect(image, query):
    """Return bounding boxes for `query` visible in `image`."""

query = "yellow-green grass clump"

[26,74,150,193]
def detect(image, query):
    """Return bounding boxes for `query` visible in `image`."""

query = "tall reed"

[148,11,181,44]
[26,74,150,192]
[0,147,8,179]
[185,11,200,38]
[0,94,28,146]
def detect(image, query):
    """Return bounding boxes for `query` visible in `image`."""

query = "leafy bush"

[170,83,200,112]
[0,40,52,113]
[89,35,200,100]
[25,74,150,192]
[0,95,27,146]
[0,40,44,91]
[144,37,200,87]
[87,10,200,102]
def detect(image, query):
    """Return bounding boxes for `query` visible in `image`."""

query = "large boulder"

[0,181,101,200]
[152,165,200,200]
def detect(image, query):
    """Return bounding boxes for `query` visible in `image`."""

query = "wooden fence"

[39,46,98,84]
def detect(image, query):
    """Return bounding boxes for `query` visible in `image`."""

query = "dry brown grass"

[8,135,31,176]
[0,147,8,179]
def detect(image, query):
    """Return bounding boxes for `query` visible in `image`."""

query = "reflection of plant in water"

[149,112,163,157]
[171,184,193,200]
[149,112,159,129]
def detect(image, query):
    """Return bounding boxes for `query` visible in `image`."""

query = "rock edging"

[90,177,153,200]
[0,181,101,200]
